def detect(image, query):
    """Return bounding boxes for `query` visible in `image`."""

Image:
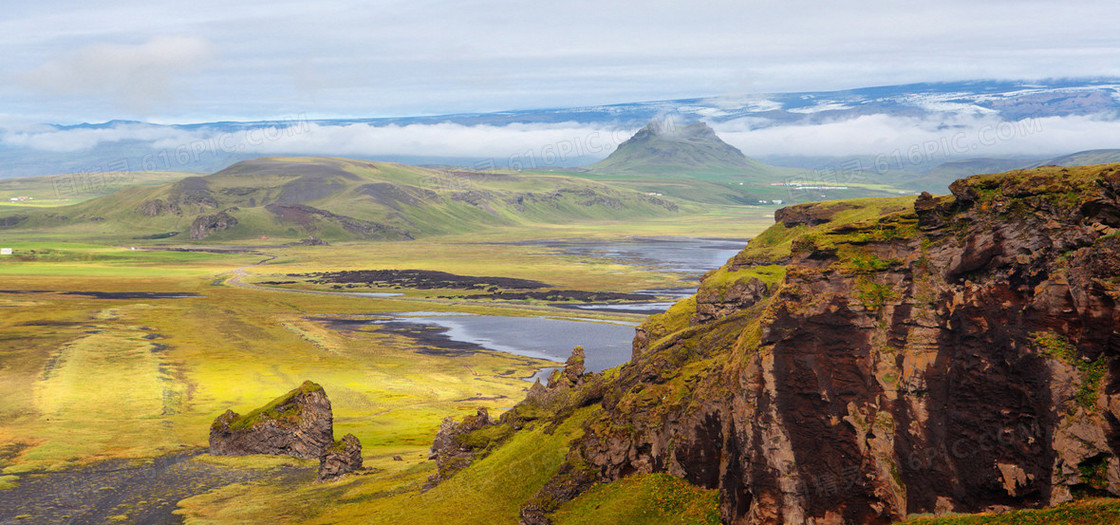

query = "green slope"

[1037,149,1120,168]
[0,157,681,242]
[908,151,1120,192]
[0,171,193,204]
[901,158,1032,192]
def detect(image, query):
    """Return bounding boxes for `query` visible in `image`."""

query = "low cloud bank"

[716,114,1120,161]
[3,113,1118,173]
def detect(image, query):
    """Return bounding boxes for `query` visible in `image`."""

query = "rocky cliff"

[189,209,239,240]
[521,164,1120,524]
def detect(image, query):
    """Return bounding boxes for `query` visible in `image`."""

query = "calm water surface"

[381,237,747,375]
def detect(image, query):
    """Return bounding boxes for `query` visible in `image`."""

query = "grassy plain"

[0,202,772,523]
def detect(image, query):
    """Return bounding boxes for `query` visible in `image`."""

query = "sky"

[5,0,1120,124]
[3,0,1120,172]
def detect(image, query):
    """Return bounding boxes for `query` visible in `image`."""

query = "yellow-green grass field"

[0,210,775,523]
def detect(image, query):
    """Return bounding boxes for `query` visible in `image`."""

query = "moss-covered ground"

[896,498,1120,524]
[551,473,721,525]
[0,208,768,523]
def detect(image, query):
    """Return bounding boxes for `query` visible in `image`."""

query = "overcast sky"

[4,0,1119,125]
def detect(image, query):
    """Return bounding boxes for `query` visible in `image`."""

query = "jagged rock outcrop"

[318,433,363,481]
[425,408,495,487]
[190,209,238,240]
[425,347,599,496]
[692,276,767,325]
[139,198,179,217]
[527,164,1120,524]
[550,346,586,388]
[210,380,335,460]
[773,201,856,227]
[521,346,598,412]
[210,380,365,482]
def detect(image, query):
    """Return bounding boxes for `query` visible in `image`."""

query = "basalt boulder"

[318,433,363,482]
[209,380,336,461]
[425,407,495,487]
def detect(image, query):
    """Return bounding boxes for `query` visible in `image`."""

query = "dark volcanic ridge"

[436,290,657,302]
[61,291,202,300]
[289,269,551,290]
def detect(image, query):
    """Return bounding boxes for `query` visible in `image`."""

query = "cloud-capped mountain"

[591,121,773,176]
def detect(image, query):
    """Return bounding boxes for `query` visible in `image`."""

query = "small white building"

[0,248,12,255]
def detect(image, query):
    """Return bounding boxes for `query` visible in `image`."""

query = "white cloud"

[1,122,198,152]
[5,108,1120,172]
[0,120,641,167]
[238,122,638,166]
[18,36,214,115]
[715,114,1120,160]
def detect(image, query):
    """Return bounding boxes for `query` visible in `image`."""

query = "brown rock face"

[318,433,363,481]
[548,346,586,388]
[426,407,495,487]
[536,165,1120,524]
[773,201,857,227]
[189,210,238,240]
[209,380,335,460]
[693,276,767,325]
[138,198,180,217]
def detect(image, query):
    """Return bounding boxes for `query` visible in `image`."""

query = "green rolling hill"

[900,158,1033,191]
[904,150,1120,191]
[0,157,680,242]
[1035,148,1120,167]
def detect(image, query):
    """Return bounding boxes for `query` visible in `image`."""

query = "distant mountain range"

[895,149,1120,191]
[1,78,1119,192]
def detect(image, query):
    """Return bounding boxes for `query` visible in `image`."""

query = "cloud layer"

[18,36,214,115]
[5,113,1118,172]
[4,1,1120,122]
[716,114,1120,159]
